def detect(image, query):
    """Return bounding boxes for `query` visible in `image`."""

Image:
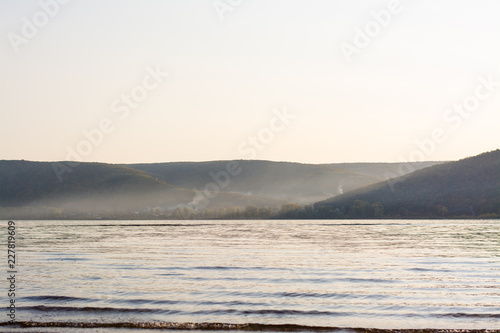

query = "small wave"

[20,305,348,317]
[110,298,270,307]
[22,295,93,302]
[160,265,287,271]
[1,321,499,332]
[434,312,500,318]
[193,265,254,270]
[47,257,90,261]
[337,277,397,283]
[406,268,453,273]
[19,305,179,315]
[192,309,350,316]
[69,223,212,227]
[277,292,389,300]
[107,298,179,305]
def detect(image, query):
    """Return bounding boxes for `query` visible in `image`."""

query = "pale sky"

[1,0,499,164]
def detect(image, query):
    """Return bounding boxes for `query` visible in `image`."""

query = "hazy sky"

[1,0,499,164]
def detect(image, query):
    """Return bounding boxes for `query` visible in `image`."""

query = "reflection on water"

[2,219,499,330]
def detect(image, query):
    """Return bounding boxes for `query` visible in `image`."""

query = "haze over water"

[2,219,499,332]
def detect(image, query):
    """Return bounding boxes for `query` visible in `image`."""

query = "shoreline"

[2,321,500,332]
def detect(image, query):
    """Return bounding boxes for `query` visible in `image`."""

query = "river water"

[1,219,499,332]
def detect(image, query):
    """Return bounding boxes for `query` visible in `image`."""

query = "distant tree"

[434,205,448,217]
[172,206,195,219]
[371,202,384,218]
[244,205,259,218]
[349,200,370,218]
[278,203,302,219]
[398,207,409,217]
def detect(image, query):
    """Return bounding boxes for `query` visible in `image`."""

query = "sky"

[1,0,499,164]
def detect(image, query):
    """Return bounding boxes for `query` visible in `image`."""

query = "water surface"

[1,219,499,331]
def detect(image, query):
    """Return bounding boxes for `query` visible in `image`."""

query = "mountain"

[126,160,439,204]
[0,160,278,218]
[0,158,447,220]
[314,150,500,218]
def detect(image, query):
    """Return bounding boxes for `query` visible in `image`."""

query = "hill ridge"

[314,149,500,219]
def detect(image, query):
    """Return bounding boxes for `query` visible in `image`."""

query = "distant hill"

[0,158,449,219]
[315,150,500,218]
[0,160,278,218]
[126,160,439,204]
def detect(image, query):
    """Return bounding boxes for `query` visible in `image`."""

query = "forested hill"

[126,160,439,204]
[0,160,278,217]
[0,157,454,220]
[0,160,176,206]
[314,150,500,219]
